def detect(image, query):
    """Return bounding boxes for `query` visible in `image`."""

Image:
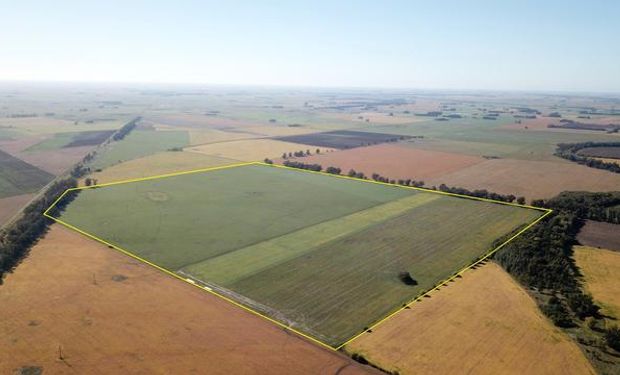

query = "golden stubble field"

[0,225,374,375]
[346,262,594,375]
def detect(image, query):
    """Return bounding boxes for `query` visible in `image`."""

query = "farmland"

[0,148,53,198]
[276,130,410,149]
[578,146,620,159]
[296,143,484,181]
[52,163,541,347]
[577,220,620,251]
[574,246,620,319]
[345,262,595,375]
[0,225,371,375]
[186,138,333,161]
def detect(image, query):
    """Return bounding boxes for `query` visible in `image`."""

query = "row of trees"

[280,161,526,203]
[555,142,620,174]
[495,191,620,354]
[281,149,321,159]
[0,117,141,283]
[112,116,140,141]
[0,178,78,282]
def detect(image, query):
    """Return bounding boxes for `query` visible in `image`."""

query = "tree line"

[495,191,620,356]
[555,142,620,174]
[279,161,525,203]
[0,117,141,284]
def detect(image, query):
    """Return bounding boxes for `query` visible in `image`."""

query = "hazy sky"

[1,1,618,92]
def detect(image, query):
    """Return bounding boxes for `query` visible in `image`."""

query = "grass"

[0,149,54,198]
[56,164,413,269]
[52,163,542,347]
[92,129,189,169]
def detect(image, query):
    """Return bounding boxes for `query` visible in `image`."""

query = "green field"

[52,163,542,346]
[0,149,54,198]
[92,129,189,169]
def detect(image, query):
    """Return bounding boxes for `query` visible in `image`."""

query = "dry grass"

[428,158,620,201]
[87,151,237,184]
[0,225,373,375]
[186,139,332,161]
[0,193,33,226]
[574,246,620,319]
[346,262,594,375]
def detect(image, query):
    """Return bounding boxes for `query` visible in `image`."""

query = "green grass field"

[53,163,542,346]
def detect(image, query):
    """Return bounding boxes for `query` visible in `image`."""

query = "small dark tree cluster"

[347,169,366,179]
[282,160,322,171]
[325,166,341,174]
[438,184,517,203]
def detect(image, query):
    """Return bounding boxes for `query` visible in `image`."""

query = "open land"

[52,163,541,346]
[295,143,485,181]
[0,225,372,375]
[574,246,620,319]
[577,220,620,251]
[0,149,53,198]
[186,138,333,161]
[345,262,595,375]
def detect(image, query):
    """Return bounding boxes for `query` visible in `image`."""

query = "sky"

[1,0,619,92]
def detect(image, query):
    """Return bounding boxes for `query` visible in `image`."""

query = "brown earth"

[427,158,620,201]
[0,193,33,226]
[288,143,484,181]
[0,135,49,155]
[346,262,594,375]
[0,225,374,375]
[577,220,620,252]
[18,145,94,175]
[574,246,620,319]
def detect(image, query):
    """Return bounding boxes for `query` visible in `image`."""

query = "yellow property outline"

[43,161,552,351]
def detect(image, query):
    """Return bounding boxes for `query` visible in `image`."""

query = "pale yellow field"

[186,129,258,145]
[86,151,237,184]
[574,245,620,319]
[185,138,333,161]
[0,117,125,135]
[346,262,594,375]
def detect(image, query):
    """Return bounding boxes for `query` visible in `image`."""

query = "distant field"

[87,151,236,184]
[52,163,541,347]
[578,146,620,159]
[186,138,332,161]
[92,129,189,169]
[574,246,620,319]
[296,143,484,181]
[577,220,620,252]
[0,193,33,226]
[276,130,409,149]
[346,263,595,375]
[0,149,53,198]
[426,158,620,201]
[26,130,114,151]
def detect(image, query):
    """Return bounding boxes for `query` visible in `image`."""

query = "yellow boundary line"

[43,161,551,351]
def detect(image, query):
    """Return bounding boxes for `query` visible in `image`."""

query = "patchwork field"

[0,225,371,375]
[346,262,595,375]
[92,129,189,169]
[25,130,114,151]
[577,220,620,251]
[296,143,484,181]
[574,246,620,319]
[186,138,331,161]
[51,163,541,347]
[0,149,53,198]
[426,158,620,201]
[276,130,409,149]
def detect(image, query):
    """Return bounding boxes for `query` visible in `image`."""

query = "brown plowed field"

[0,193,33,226]
[346,262,594,375]
[0,226,374,375]
[291,143,484,181]
[577,220,620,252]
[428,158,620,201]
